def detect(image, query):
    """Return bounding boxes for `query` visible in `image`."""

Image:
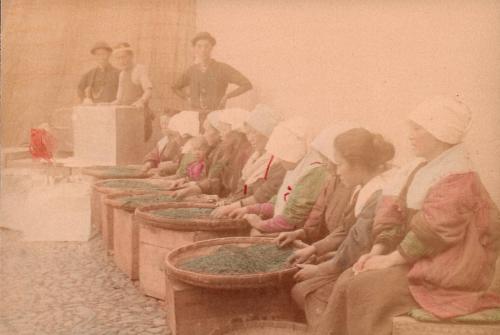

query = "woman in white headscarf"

[274,123,361,249]
[173,108,253,198]
[313,96,500,335]
[211,105,286,218]
[234,117,331,235]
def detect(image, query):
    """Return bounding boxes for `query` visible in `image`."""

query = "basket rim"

[209,320,308,334]
[164,237,300,288]
[135,203,249,231]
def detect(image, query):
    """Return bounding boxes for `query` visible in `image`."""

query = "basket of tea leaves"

[135,203,249,232]
[164,237,300,289]
[92,178,172,195]
[83,165,152,179]
[105,193,218,212]
[210,320,308,335]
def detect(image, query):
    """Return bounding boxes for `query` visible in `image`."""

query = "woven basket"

[210,320,308,335]
[135,203,249,232]
[165,237,300,289]
[92,178,170,195]
[104,192,176,212]
[82,165,152,179]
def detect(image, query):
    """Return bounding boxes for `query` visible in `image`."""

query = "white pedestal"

[72,105,148,165]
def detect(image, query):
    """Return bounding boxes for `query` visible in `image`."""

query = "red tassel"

[243,184,248,195]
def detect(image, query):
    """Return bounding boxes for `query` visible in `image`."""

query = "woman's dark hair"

[334,128,395,171]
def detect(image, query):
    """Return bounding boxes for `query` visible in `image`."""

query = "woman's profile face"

[334,149,365,187]
[408,121,439,158]
[245,126,268,151]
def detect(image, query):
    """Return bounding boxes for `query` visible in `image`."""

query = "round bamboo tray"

[135,203,249,232]
[92,178,170,195]
[210,321,308,335]
[82,165,152,179]
[165,237,300,289]
[104,192,176,212]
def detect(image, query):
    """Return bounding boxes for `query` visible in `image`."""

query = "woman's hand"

[355,251,406,274]
[82,97,93,105]
[140,162,153,174]
[274,230,304,248]
[243,214,264,230]
[287,245,316,265]
[173,185,201,200]
[228,207,249,219]
[211,203,239,218]
[132,99,145,109]
[294,264,320,282]
[352,243,386,274]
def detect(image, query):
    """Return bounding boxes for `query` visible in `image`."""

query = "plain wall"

[197,0,500,205]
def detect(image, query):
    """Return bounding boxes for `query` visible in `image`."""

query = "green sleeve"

[282,166,329,228]
[175,153,195,177]
[398,231,432,263]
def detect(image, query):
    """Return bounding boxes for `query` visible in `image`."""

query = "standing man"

[172,32,253,125]
[77,41,119,104]
[112,42,154,141]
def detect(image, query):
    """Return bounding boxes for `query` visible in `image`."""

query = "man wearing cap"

[77,41,119,104]
[172,32,253,124]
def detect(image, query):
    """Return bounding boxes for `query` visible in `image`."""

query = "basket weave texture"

[165,237,300,289]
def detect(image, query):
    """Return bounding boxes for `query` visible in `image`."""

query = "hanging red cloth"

[29,128,57,162]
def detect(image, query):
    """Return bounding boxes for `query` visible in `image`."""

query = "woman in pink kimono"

[313,96,500,335]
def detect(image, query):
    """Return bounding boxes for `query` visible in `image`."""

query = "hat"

[409,96,472,144]
[245,105,282,137]
[217,108,250,131]
[265,117,311,163]
[169,111,200,137]
[112,42,134,55]
[191,32,216,46]
[90,41,112,54]
[311,122,360,163]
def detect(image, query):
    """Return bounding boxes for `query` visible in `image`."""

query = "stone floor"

[0,229,171,335]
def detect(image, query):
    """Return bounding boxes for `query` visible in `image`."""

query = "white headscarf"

[206,110,223,132]
[246,105,282,137]
[169,111,199,137]
[216,108,250,131]
[409,96,472,144]
[265,117,311,164]
[311,122,360,163]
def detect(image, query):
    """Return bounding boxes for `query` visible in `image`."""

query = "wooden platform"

[165,276,299,335]
[112,208,139,280]
[393,316,500,335]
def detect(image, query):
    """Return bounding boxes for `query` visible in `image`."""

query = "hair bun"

[371,133,395,165]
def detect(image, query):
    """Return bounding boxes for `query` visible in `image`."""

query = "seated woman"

[141,109,182,175]
[274,123,361,249]
[288,127,395,326]
[173,108,253,199]
[313,96,500,335]
[211,105,286,217]
[236,118,333,235]
[144,110,200,177]
[162,136,211,186]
